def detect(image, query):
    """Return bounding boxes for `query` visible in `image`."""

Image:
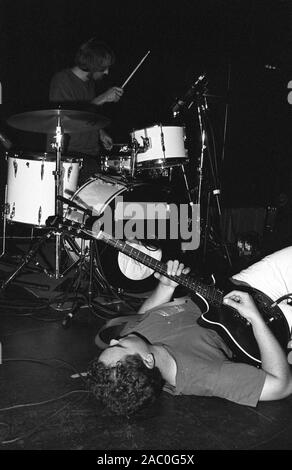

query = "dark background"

[0,0,292,207]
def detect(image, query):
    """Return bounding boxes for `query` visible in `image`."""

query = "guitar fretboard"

[96,231,223,307]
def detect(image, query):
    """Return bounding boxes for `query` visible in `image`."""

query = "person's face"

[92,66,110,81]
[98,334,151,366]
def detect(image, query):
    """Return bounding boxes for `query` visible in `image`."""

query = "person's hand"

[223,290,261,324]
[99,129,113,150]
[94,87,124,105]
[154,260,190,288]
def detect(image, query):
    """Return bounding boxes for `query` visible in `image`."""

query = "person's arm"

[224,291,292,401]
[138,260,190,314]
[99,128,113,150]
[91,87,124,106]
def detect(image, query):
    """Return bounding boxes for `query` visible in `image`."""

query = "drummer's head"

[75,38,115,80]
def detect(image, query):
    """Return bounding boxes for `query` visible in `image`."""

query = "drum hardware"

[1,187,8,258]
[46,211,135,327]
[130,138,139,178]
[175,75,232,266]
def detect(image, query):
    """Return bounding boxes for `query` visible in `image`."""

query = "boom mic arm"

[172,74,207,117]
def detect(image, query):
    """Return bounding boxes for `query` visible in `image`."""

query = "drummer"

[48,37,124,183]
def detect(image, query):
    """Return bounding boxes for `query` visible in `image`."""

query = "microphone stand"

[183,81,232,268]
[198,93,232,267]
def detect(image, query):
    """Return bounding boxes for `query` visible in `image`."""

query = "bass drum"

[65,174,179,293]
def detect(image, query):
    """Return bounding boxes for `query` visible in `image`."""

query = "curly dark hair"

[87,354,164,416]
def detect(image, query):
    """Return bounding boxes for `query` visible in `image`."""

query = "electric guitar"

[63,221,290,367]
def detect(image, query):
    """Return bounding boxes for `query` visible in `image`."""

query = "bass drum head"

[65,176,182,294]
[96,239,165,294]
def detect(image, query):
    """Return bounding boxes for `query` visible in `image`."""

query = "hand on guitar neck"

[154,260,191,289]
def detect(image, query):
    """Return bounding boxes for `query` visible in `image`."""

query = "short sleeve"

[213,360,266,407]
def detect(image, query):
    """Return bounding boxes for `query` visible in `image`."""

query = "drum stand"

[55,236,134,328]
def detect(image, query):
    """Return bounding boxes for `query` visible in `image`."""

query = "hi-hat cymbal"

[7,108,110,133]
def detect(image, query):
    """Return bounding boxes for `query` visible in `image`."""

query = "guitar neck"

[85,228,223,306]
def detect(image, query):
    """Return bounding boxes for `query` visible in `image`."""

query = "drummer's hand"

[99,129,113,151]
[154,260,190,288]
[93,87,124,105]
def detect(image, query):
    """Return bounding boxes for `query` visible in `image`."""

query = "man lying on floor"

[87,249,292,416]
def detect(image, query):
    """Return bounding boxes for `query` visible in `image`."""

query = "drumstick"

[121,50,151,89]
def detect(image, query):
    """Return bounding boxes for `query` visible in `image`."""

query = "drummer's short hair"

[75,38,115,73]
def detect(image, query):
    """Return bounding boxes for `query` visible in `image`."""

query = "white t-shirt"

[232,246,292,330]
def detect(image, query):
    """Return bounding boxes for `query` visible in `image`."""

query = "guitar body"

[197,281,290,366]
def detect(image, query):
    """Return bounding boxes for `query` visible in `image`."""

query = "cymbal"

[7,108,110,133]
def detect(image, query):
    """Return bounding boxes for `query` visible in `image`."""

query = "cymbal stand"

[0,176,8,258]
[130,138,139,178]
[53,113,64,279]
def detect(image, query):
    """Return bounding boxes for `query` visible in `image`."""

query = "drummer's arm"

[137,260,190,314]
[91,87,124,106]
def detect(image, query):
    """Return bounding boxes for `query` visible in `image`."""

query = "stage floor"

[0,236,292,451]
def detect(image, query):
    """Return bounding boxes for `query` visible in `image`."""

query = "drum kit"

[0,61,233,302]
[0,105,191,297]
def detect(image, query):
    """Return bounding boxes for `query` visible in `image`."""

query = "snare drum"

[6,151,82,226]
[100,144,132,176]
[131,124,188,169]
[101,155,132,175]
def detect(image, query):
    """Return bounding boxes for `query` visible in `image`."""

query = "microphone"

[172,74,206,117]
[0,131,12,149]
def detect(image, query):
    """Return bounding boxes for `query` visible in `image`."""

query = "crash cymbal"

[7,108,110,133]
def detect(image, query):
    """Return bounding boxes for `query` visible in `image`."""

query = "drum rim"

[6,151,83,163]
[6,219,47,228]
[65,174,130,219]
[65,174,172,219]
[136,157,189,169]
[132,124,186,132]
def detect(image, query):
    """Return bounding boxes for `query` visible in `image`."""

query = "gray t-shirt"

[122,298,266,407]
[49,69,101,157]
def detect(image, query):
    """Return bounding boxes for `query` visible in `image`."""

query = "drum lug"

[38,206,42,225]
[9,203,15,219]
[4,202,10,216]
[13,159,18,177]
[67,164,73,182]
[41,161,44,180]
